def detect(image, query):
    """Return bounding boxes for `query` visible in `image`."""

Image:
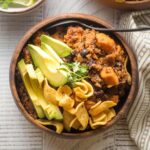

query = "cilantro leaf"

[59,62,89,86]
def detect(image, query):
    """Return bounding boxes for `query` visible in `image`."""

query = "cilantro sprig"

[59,62,89,86]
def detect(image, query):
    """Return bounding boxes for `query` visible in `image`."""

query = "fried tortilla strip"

[63,110,75,131]
[43,79,58,105]
[106,108,116,122]
[89,101,117,116]
[90,108,116,129]
[69,117,81,130]
[59,95,74,109]
[75,102,89,130]
[92,113,107,123]
[65,102,89,130]
[56,85,74,109]
[89,117,107,129]
[36,119,64,134]
[57,85,72,95]
[75,95,87,102]
[73,80,94,99]
[85,100,96,110]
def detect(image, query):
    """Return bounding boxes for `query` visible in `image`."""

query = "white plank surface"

[0,7,43,150]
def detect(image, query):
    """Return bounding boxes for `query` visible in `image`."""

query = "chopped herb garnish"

[0,0,12,9]
[0,0,36,9]
[59,62,89,86]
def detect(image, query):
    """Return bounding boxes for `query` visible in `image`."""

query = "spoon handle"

[45,20,150,32]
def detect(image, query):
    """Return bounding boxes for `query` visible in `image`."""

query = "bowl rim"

[124,0,150,4]
[103,0,150,10]
[9,13,139,139]
[0,0,45,14]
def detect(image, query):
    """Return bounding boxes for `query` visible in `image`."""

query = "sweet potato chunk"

[96,33,116,54]
[100,67,119,87]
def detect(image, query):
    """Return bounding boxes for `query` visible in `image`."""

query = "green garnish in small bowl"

[0,0,37,9]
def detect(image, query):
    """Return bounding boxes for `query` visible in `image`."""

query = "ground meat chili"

[63,26,131,102]
[15,25,131,118]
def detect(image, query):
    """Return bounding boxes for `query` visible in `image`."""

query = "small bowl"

[101,0,150,10]
[10,13,138,138]
[0,0,45,14]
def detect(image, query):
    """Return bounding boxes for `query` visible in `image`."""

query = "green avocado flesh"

[41,42,63,64]
[28,44,68,87]
[41,35,72,57]
[18,59,45,119]
[35,68,44,88]
[18,59,63,121]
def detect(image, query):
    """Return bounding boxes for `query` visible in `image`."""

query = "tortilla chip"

[92,112,107,123]
[69,117,81,130]
[75,102,89,130]
[36,119,63,134]
[75,95,87,102]
[56,85,74,109]
[89,117,107,129]
[63,110,75,131]
[64,102,89,130]
[59,95,74,109]
[106,108,116,122]
[73,80,94,99]
[89,101,117,116]
[57,85,72,96]
[43,79,58,105]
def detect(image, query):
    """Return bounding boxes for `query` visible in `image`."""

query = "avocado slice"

[28,44,68,87]
[25,63,63,121]
[41,42,63,64]
[41,35,72,57]
[18,59,45,119]
[35,68,44,88]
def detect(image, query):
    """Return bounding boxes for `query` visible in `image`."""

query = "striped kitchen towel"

[119,10,150,150]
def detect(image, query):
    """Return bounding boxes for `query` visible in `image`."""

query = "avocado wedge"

[18,59,45,119]
[28,44,68,87]
[41,42,63,64]
[35,68,45,88]
[41,35,72,57]
[25,63,63,121]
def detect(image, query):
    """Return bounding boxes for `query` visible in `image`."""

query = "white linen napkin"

[119,10,150,150]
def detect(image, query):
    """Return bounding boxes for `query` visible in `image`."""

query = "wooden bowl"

[9,13,138,138]
[101,0,150,10]
[0,0,45,14]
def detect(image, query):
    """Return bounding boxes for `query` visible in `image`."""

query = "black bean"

[80,49,88,57]
[115,61,122,67]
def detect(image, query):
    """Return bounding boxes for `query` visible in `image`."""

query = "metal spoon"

[45,20,150,32]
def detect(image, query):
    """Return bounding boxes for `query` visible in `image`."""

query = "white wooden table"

[0,0,137,150]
